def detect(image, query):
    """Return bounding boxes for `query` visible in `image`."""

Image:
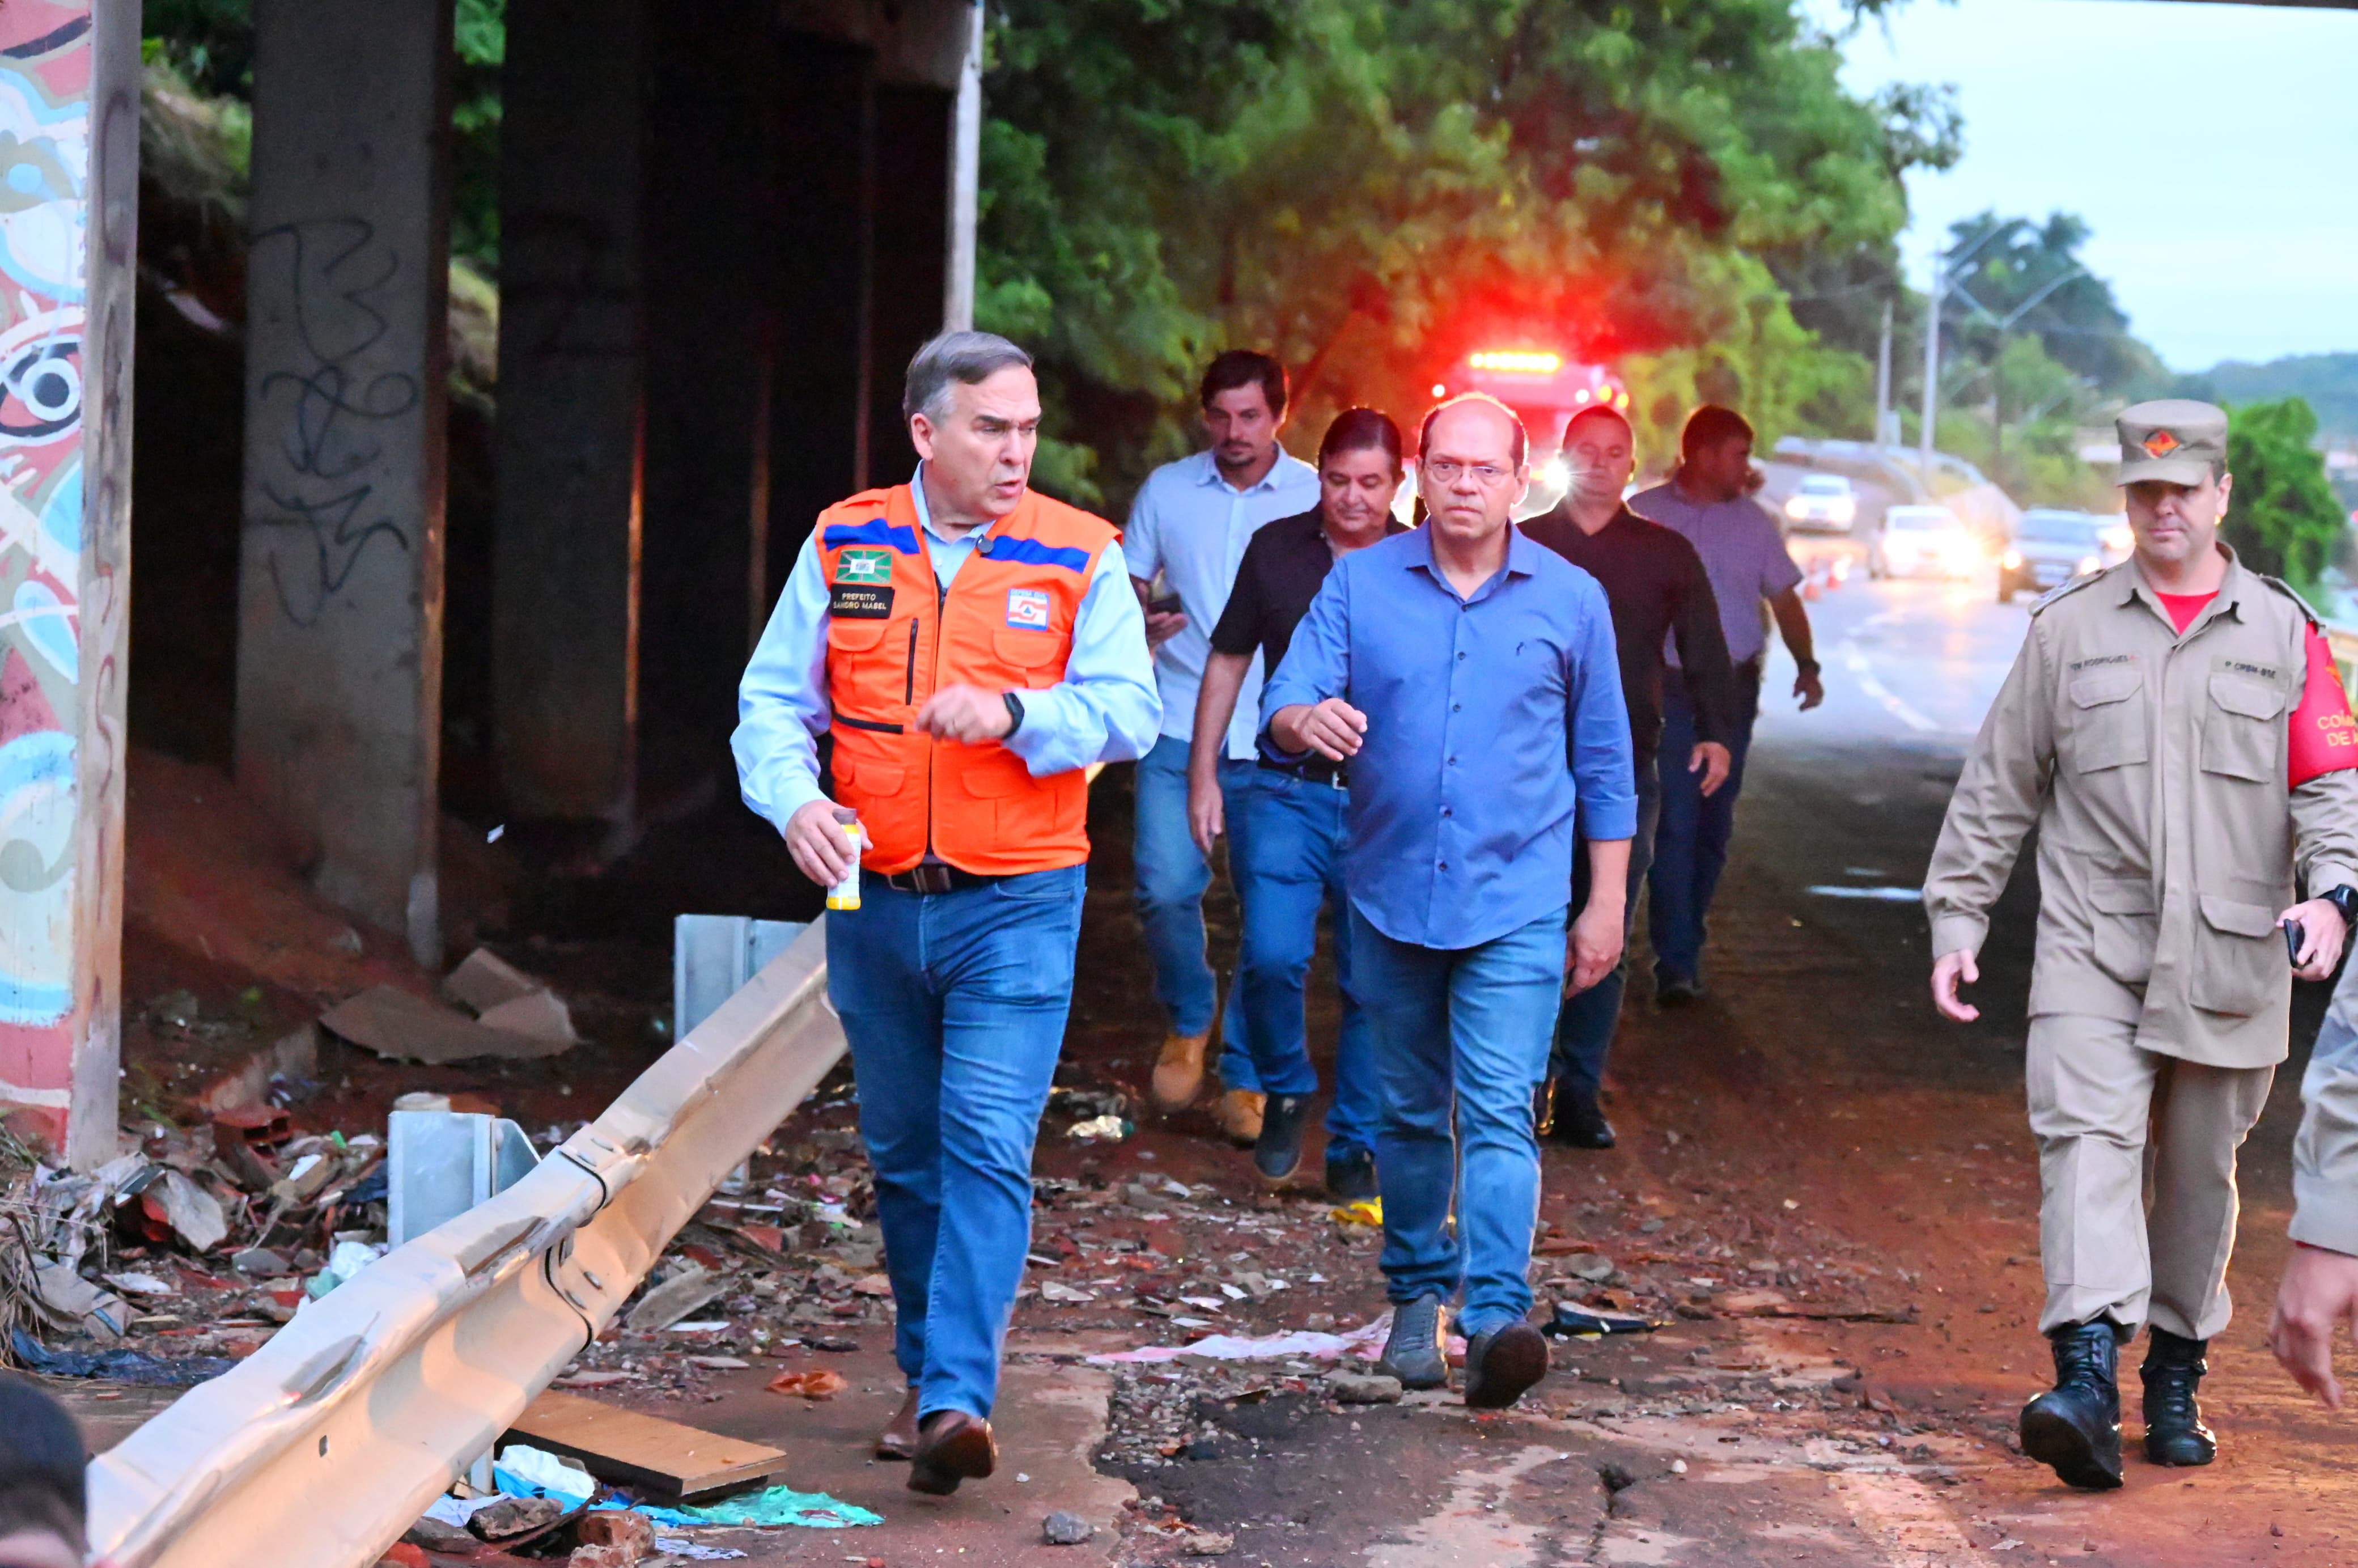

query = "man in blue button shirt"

[1263,394,1636,1409]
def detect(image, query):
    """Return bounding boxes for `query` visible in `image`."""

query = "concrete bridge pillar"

[491,0,644,824]
[0,0,140,1166]
[234,0,453,965]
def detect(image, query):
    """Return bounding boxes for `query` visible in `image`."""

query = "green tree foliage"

[979,0,1957,505]
[142,0,506,269]
[2221,397,2346,593]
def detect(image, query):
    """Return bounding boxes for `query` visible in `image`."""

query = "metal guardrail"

[84,921,845,1568]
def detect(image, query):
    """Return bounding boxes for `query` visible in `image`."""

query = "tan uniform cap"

[2117,399,2226,486]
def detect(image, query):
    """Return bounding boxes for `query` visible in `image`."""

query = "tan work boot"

[1151,1032,1210,1109]
[1216,1088,1266,1147]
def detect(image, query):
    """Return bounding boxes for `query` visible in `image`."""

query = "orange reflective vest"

[815,482,1117,875]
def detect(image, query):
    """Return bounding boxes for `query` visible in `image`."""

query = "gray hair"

[904,330,1034,423]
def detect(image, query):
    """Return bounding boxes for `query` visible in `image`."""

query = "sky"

[1832,0,2358,372]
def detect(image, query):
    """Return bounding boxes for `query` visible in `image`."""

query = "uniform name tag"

[1006,588,1051,630]
[829,584,894,619]
[2069,654,2134,671]
[2220,660,2279,680]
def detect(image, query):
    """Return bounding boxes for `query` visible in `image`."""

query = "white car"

[1868,505,1978,580]
[1782,473,1857,533]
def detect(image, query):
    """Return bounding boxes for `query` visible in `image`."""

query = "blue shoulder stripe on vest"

[985,535,1092,573]
[824,517,920,555]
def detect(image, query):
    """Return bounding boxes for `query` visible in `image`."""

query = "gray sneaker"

[1377,1294,1449,1390]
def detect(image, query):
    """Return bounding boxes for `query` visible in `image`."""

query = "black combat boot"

[2140,1327,2217,1466]
[2018,1320,2124,1490]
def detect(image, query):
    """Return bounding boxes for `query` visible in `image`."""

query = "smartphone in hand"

[2285,917,2306,963]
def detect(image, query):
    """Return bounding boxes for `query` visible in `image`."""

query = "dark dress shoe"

[875,1388,920,1460]
[2141,1327,2217,1466]
[2018,1320,2124,1490]
[1254,1093,1314,1184]
[1549,1095,1615,1149]
[907,1409,996,1495]
[1324,1146,1379,1203]
[1532,1077,1559,1139]
[1464,1321,1549,1409]
[1655,973,1704,1006]
[1377,1293,1449,1390]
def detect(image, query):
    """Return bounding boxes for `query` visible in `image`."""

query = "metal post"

[1919,255,1942,491]
[943,0,982,332]
[1873,296,1893,449]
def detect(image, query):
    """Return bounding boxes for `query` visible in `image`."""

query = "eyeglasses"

[1423,460,1515,487]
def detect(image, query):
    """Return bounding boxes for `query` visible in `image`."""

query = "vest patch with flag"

[1006,588,1051,630]
[835,547,894,585]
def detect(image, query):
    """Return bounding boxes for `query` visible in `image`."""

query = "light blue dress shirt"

[1260,525,1636,950]
[1124,448,1321,758]
[733,469,1163,834]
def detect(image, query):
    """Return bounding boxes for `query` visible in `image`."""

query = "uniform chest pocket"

[2200,673,2285,783]
[826,618,892,654]
[2066,666,2146,773]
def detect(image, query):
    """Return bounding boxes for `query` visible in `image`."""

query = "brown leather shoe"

[907,1409,996,1495]
[1216,1088,1266,1147]
[874,1388,920,1460]
[1151,1032,1210,1109]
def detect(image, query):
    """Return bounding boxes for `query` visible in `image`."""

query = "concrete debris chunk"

[1563,1252,1615,1283]
[155,1169,228,1252]
[446,947,580,1045]
[575,1510,656,1566]
[399,1517,476,1552]
[1327,1371,1402,1404]
[1042,1510,1094,1545]
[626,1262,723,1334]
[321,984,574,1065]
[467,1494,566,1541]
[1180,1532,1236,1556]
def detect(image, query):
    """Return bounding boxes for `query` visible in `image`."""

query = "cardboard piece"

[321,986,573,1065]
[506,1391,791,1501]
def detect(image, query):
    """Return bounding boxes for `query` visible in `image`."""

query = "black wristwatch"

[2323,884,2358,927]
[1002,691,1026,736]
[1793,658,1822,678]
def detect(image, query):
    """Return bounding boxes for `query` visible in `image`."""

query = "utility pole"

[1873,296,1894,448]
[1918,253,1942,491]
[943,0,983,332]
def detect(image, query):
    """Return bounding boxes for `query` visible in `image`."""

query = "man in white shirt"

[1125,350,1320,1141]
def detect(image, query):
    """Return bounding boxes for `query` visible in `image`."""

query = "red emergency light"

[1434,346,1630,450]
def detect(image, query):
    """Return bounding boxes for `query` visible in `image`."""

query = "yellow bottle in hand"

[826,806,862,911]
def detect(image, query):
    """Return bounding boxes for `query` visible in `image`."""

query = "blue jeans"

[1133,734,1254,1088]
[1551,760,1662,1106]
[1230,770,1377,1159]
[1649,661,1760,983]
[1348,903,1568,1337]
[826,864,1085,1419]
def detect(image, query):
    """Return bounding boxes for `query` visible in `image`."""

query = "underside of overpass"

[0,0,978,1164]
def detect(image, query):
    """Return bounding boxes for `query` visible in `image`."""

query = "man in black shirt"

[1189,409,1406,1198]
[1520,405,1739,1146]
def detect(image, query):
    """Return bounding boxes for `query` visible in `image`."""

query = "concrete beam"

[0,1,139,1168]
[235,0,453,965]
[491,0,643,822]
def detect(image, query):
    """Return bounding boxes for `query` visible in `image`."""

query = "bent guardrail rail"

[86,920,843,1568]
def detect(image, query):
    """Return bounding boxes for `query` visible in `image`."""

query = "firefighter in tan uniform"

[1926,400,2358,1489]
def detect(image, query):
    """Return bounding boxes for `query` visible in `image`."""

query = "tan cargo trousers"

[2027,1015,2275,1340]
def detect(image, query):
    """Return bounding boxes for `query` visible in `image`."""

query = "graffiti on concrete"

[249,217,421,627]
[0,0,95,1112]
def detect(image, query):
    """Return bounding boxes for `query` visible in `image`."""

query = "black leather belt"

[1258,756,1348,790]
[881,863,1005,895]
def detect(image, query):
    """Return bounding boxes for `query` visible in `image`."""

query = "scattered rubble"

[1043,1508,1095,1545]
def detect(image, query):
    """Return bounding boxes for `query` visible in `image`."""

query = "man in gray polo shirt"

[1631,405,1823,1003]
